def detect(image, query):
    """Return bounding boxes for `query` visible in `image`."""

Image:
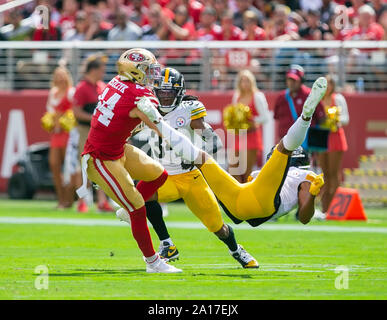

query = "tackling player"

[118,68,258,268]
[136,76,327,228]
[76,48,181,273]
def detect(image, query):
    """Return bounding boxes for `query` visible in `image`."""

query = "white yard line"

[0,216,387,234]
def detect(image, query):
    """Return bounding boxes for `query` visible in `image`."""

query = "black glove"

[181,160,195,171]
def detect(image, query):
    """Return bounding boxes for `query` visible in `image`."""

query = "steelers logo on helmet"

[154,67,186,114]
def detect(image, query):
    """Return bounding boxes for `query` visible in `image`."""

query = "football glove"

[135,96,162,123]
[309,173,324,196]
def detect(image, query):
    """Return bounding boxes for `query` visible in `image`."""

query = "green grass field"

[0,199,386,300]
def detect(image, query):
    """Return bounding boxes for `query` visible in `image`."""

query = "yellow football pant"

[200,148,290,220]
[86,144,164,213]
[157,169,224,233]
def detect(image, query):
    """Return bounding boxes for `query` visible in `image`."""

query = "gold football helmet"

[117,48,161,86]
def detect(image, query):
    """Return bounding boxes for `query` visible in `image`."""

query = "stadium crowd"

[0,0,386,42]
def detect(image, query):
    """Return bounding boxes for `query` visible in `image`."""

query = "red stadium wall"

[0,90,386,193]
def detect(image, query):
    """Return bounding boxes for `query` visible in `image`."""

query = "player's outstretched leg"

[282,77,328,152]
[215,224,259,268]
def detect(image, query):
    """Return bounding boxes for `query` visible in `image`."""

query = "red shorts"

[328,127,348,152]
[50,131,69,148]
[232,129,262,152]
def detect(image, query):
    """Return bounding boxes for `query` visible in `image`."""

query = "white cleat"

[302,77,328,118]
[313,209,327,221]
[145,255,182,273]
[116,208,131,225]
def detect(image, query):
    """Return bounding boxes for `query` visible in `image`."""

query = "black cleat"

[159,242,180,262]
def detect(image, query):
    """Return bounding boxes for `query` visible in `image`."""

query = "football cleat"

[116,208,131,225]
[145,255,182,273]
[159,241,179,262]
[97,200,114,213]
[302,77,328,118]
[231,245,259,269]
[77,199,89,213]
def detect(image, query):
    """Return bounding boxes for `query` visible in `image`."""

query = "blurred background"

[0,0,386,212]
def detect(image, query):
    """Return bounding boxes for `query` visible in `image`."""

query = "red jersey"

[83,76,159,160]
[274,85,325,139]
[346,22,385,41]
[196,24,222,41]
[214,25,243,40]
[241,26,266,41]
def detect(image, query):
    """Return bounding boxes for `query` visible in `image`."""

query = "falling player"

[76,48,181,273]
[136,76,327,233]
[118,68,258,268]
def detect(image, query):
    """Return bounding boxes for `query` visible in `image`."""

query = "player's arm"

[190,118,223,155]
[296,181,315,224]
[129,107,162,137]
[296,174,324,224]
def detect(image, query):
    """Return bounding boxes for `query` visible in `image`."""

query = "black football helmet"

[266,146,310,169]
[153,67,186,114]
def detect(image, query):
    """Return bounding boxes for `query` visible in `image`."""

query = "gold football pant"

[157,169,224,233]
[199,148,290,221]
[86,144,164,213]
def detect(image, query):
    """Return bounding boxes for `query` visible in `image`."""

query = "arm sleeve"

[253,91,270,124]
[335,93,349,126]
[190,101,207,120]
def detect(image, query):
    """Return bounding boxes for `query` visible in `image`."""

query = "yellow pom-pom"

[41,112,55,132]
[59,110,77,132]
[223,103,252,134]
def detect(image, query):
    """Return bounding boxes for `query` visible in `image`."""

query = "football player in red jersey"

[76,48,181,273]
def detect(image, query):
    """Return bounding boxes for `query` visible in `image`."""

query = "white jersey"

[145,100,207,175]
[250,167,314,219]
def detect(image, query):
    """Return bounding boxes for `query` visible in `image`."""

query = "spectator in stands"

[45,66,75,209]
[345,4,385,41]
[72,54,113,213]
[317,74,349,219]
[215,10,243,40]
[241,10,266,40]
[347,0,366,25]
[107,10,142,41]
[129,0,148,26]
[3,9,32,40]
[299,0,323,12]
[370,0,387,23]
[228,69,270,183]
[267,4,299,40]
[196,6,221,41]
[141,4,166,41]
[63,11,88,41]
[58,0,79,37]
[299,9,329,40]
[174,0,204,27]
[320,0,338,25]
[324,5,352,41]
[273,64,325,149]
[233,0,264,29]
[32,5,62,41]
[213,0,229,25]
[162,4,197,40]
[84,10,112,41]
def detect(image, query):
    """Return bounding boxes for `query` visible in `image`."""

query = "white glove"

[134,96,162,123]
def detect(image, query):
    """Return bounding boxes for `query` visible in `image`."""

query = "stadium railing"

[0,40,385,91]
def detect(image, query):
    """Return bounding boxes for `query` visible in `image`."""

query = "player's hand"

[135,96,162,123]
[309,173,324,196]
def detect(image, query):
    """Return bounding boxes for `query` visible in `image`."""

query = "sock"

[129,206,155,258]
[218,225,238,252]
[283,116,311,151]
[145,201,170,241]
[156,120,200,162]
[136,170,168,202]
[161,238,173,247]
[144,253,159,264]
